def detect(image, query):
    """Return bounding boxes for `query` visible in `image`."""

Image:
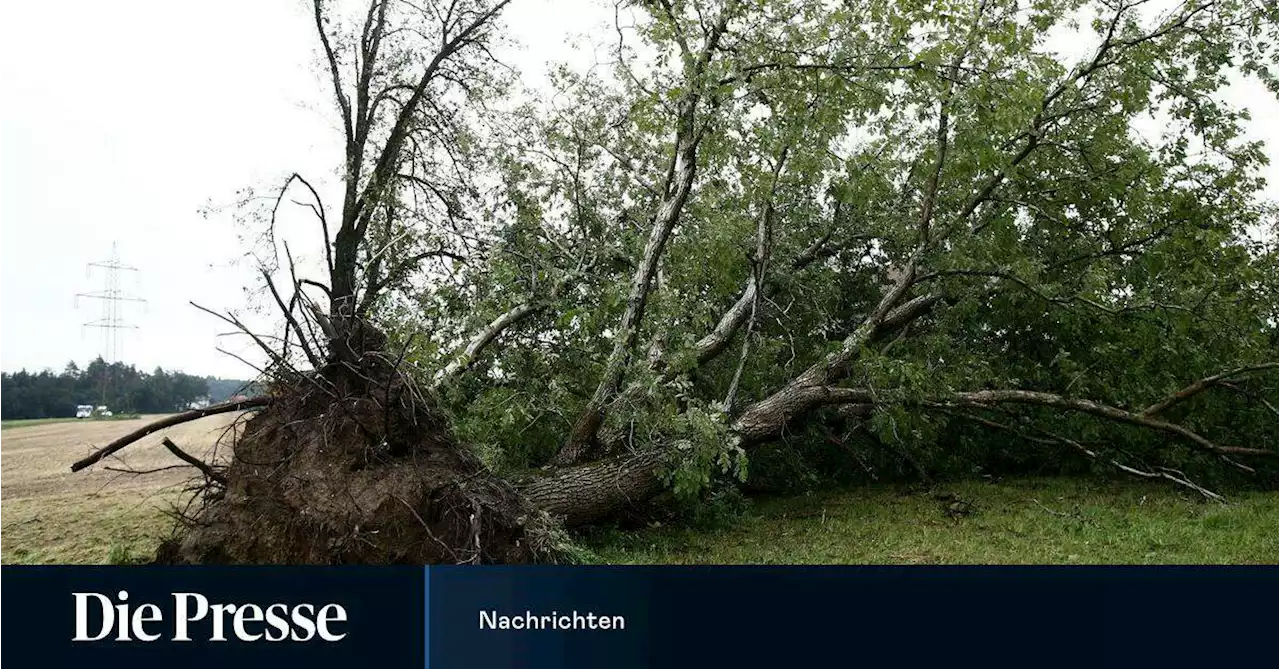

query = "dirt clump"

[156,327,560,564]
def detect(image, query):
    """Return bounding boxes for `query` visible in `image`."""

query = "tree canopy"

[364,0,1277,512]
[82,0,1279,564]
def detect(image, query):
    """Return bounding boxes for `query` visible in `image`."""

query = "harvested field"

[1,413,245,563]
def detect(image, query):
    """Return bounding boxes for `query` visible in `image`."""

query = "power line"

[76,242,145,364]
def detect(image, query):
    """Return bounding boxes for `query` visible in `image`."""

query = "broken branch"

[161,437,228,486]
[70,397,271,473]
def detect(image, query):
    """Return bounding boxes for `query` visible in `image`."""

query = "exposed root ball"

[157,350,560,564]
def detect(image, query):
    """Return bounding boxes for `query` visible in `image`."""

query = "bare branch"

[70,397,271,473]
[261,268,323,370]
[945,389,1270,466]
[313,0,354,148]
[725,145,789,412]
[161,438,228,486]
[191,302,292,372]
[941,408,1226,502]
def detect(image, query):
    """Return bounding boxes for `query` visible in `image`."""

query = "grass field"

[1,412,243,564]
[586,479,1278,564]
[2,417,84,431]
[2,418,1275,564]
[2,415,142,431]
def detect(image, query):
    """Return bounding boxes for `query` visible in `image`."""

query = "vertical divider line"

[423,565,431,669]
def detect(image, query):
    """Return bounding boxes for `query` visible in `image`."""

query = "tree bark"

[730,267,925,443]
[556,8,737,465]
[520,449,669,526]
[434,302,541,386]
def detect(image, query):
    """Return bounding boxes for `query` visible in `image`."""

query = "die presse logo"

[72,590,348,642]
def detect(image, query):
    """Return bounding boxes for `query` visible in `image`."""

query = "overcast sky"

[1,0,1275,379]
[0,0,608,378]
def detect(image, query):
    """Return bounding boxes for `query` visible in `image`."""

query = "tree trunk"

[520,449,669,526]
[555,8,738,465]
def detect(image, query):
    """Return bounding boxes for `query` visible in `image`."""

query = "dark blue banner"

[2,566,1275,668]
[1,567,423,666]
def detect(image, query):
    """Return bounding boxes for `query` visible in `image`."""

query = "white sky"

[0,0,608,378]
[0,0,1275,378]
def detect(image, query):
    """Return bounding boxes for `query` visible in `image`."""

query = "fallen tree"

[72,0,1278,561]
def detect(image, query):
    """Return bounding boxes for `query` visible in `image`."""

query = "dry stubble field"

[1,414,246,564]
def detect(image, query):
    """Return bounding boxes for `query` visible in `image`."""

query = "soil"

[156,341,561,565]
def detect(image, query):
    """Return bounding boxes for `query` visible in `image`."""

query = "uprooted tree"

[72,0,1278,562]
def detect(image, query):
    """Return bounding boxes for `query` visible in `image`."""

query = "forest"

[1,361,255,419]
[74,0,1278,564]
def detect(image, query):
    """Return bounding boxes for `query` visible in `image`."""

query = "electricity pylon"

[76,242,145,364]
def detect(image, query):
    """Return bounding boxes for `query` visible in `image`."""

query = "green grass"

[1,417,82,430]
[1,414,142,430]
[3,477,1274,565]
[586,478,1279,564]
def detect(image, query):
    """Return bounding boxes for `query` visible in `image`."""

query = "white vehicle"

[75,405,94,419]
[96,405,112,417]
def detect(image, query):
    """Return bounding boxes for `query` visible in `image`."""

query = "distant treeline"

[1,359,260,419]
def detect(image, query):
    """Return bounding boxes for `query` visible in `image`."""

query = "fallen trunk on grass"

[72,346,1275,559]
